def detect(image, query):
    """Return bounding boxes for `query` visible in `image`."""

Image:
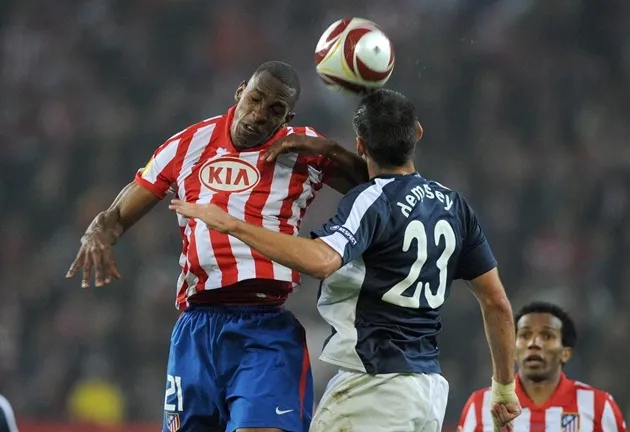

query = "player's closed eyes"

[517,331,555,341]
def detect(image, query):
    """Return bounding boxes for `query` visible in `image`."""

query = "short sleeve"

[311,183,390,266]
[134,137,180,199]
[454,197,497,280]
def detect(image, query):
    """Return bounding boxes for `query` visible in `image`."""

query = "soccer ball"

[315,18,395,94]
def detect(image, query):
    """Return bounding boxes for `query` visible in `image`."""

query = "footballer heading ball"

[315,18,395,94]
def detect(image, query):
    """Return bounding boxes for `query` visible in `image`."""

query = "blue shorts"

[162,305,314,432]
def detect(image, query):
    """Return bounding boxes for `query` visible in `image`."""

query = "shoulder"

[338,180,392,215]
[281,125,324,138]
[175,114,226,140]
[568,379,620,406]
[575,380,616,399]
[461,387,491,416]
[166,114,227,143]
[467,387,491,403]
[0,393,15,416]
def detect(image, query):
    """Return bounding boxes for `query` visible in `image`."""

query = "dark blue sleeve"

[311,184,390,266]
[454,197,497,280]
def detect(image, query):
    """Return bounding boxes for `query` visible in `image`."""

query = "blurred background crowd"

[1,0,629,429]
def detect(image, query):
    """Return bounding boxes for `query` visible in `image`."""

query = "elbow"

[307,261,338,280]
[480,294,512,315]
[305,250,341,280]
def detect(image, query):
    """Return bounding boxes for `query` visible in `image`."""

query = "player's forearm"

[230,221,339,279]
[480,296,516,384]
[90,182,159,244]
[324,140,369,190]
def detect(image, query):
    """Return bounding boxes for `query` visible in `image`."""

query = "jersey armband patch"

[330,225,357,246]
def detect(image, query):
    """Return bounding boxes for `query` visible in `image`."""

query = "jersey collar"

[515,372,573,409]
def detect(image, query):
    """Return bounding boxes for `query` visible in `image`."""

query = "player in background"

[170,89,521,432]
[458,302,627,432]
[66,61,369,432]
[0,394,19,432]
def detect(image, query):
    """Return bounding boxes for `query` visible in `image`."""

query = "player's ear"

[560,347,572,365]
[356,137,367,158]
[282,112,295,127]
[235,81,247,103]
[417,121,424,141]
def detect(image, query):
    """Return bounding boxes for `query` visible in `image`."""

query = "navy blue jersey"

[311,173,496,375]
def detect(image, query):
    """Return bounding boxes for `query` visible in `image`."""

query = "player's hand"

[66,230,121,288]
[490,379,522,432]
[169,200,238,234]
[263,134,334,162]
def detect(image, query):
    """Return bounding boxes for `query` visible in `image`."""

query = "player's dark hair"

[353,89,418,168]
[253,61,301,103]
[515,302,577,348]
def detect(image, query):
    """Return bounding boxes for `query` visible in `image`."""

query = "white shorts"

[310,369,449,432]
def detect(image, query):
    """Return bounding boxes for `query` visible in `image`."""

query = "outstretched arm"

[264,134,368,194]
[66,182,160,288]
[169,200,342,279]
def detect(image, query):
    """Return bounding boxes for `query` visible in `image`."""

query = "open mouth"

[241,123,259,135]
[524,354,544,366]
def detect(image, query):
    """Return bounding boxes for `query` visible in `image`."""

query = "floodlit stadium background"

[1,0,629,430]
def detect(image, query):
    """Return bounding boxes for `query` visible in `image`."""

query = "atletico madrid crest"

[561,412,580,432]
[166,412,180,432]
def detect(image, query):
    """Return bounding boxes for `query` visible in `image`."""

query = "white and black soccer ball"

[315,18,395,94]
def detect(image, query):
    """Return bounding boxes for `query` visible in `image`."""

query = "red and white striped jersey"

[134,106,333,309]
[458,374,627,432]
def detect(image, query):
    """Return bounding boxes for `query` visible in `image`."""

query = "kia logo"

[199,157,260,193]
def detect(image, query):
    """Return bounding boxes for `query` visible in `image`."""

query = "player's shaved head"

[231,61,299,150]
[252,61,301,106]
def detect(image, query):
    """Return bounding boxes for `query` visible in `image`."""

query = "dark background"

[1,0,629,428]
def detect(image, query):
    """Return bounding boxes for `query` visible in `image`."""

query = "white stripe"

[319,179,393,257]
[545,407,562,430]
[283,127,321,237]
[0,394,19,432]
[143,138,179,183]
[512,407,530,431]
[461,401,477,432]
[288,159,315,235]
[172,123,219,297]
[577,389,595,432]
[193,220,222,289]
[602,400,619,432]
[481,390,493,430]
[261,152,299,281]
[224,152,259,281]
[176,123,217,191]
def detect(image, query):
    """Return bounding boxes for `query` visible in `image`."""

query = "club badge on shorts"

[561,412,580,432]
[166,412,180,432]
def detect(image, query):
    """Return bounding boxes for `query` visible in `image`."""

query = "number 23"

[382,220,456,309]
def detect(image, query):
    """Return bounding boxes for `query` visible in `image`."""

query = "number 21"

[382,220,456,309]
[164,374,183,411]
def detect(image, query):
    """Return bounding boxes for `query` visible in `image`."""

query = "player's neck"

[520,371,563,405]
[368,160,416,179]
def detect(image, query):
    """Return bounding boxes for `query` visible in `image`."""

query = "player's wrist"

[321,139,341,159]
[228,217,246,235]
[491,377,516,397]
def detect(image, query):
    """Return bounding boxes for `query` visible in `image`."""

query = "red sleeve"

[599,392,627,432]
[458,391,484,432]
[134,136,181,199]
